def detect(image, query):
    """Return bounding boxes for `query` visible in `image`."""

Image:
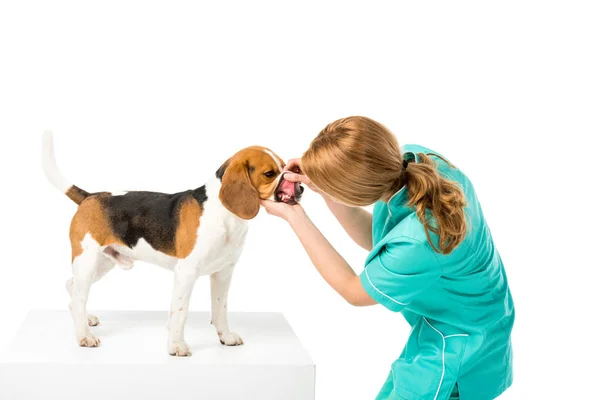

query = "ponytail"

[403,153,468,255]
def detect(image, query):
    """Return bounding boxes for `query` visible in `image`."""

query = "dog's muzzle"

[275,173,304,205]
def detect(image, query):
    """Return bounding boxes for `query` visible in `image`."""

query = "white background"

[1,1,599,399]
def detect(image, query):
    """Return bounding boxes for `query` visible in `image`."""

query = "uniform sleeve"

[360,238,442,312]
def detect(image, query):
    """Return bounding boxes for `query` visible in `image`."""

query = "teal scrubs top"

[359,145,514,400]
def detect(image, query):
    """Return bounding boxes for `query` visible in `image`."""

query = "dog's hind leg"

[69,238,113,347]
[66,255,115,327]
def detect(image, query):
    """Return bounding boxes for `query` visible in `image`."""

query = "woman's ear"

[219,161,260,220]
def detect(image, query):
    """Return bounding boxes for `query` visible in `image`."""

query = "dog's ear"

[219,160,260,220]
[215,158,230,181]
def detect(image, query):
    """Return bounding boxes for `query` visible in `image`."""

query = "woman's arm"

[261,201,377,307]
[322,195,373,251]
[282,168,373,251]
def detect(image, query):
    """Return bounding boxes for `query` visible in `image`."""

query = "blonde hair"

[301,116,467,254]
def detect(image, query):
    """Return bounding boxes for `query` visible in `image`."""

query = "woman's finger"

[282,172,308,183]
[284,158,302,173]
[283,172,323,194]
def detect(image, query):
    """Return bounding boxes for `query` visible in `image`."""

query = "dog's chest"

[191,205,249,276]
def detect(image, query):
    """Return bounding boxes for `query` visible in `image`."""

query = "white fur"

[69,234,114,347]
[264,149,284,171]
[42,131,72,193]
[264,148,287,189]
[123,239,177,270]
[166,177,249,354]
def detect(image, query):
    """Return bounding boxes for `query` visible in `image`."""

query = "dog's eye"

[264,170,275,178]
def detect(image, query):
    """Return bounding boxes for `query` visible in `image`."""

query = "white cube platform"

[0,310,315,400]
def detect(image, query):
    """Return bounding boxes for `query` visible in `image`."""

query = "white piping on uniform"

[423,317,469,400]
[423,317,445,400]
[444,333,469,339]
[364,267,409,306]
[387,187,406,216]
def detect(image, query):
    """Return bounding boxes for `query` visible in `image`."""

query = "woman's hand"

[282,159,373,251]
[260,199,305,222]
[283,158,324,195]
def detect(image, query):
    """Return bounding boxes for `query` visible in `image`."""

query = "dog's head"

[218,146,304,219]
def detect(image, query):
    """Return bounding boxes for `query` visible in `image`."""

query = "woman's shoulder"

[384,213,432,245]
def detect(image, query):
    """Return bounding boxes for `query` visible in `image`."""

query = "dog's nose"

[299,186,305,193]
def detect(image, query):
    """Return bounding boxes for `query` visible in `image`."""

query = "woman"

[261,116,514,400]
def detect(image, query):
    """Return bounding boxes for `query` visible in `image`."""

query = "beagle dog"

[42,131,302,356]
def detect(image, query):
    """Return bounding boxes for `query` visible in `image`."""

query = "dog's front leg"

[167,261,197,356]
[210,267,243,346]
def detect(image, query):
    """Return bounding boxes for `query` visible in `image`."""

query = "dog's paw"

[168,341,192,357]
[87,315,100,326]
[78,335,101,347]
[219,332,244,346]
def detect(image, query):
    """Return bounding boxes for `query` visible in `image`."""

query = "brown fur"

[173,199,202,259]
[66,185,91,205]
[69,196,125,261]
[220,161,261,220]
[219,147,283,220]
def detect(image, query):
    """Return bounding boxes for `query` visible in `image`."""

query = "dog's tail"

[42,130,91,205]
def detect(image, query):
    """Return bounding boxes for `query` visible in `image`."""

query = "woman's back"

[365,144,515,399]
[420,146,515,336]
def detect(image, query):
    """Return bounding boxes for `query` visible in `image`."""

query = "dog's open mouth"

[275,174,304,205]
